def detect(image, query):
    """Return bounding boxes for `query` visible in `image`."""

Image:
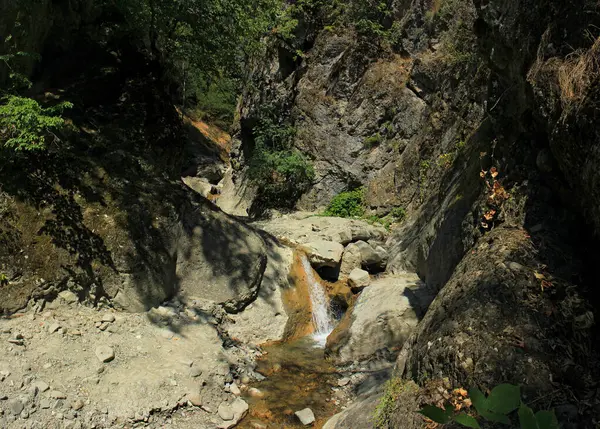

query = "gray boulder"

[326,274,433,363]
[340,243,362,277]
[355,241,388,268]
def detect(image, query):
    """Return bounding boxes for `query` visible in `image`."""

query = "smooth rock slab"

[295,408,316,425]
[95,346,115,363]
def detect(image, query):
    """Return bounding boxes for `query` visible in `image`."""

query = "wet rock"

[299,241,344,268]
[337,377,350,387]
[295,408,315,425]
[95,346,115,363]
[247,388,265,398]
[348,268,370,292]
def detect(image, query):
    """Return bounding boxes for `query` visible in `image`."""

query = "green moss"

[374,378,418,429]
[364,133,382,148]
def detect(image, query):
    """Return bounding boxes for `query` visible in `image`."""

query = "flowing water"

[300,254,335,346]
[237,253,342,428]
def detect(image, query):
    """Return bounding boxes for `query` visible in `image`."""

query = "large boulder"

[326,274,434,363]
[175,201,267,313]
[348,268,370,292]
[299,240,344,268]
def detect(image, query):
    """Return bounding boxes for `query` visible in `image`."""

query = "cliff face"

[236,0,600,426]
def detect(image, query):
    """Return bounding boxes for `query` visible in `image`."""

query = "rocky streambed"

[0,212,433,428]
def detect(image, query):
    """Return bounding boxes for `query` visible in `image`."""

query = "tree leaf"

[518,403,538,429]
[468,388,488,414]
[535,410,559,429]
[487,384,521,414]
[454,413,481,428]
[480,409,511,424]
[419,405,451,423]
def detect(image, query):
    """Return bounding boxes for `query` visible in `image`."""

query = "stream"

[237,253,343,428]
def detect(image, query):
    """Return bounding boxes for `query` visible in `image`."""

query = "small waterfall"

[300,254,334,346]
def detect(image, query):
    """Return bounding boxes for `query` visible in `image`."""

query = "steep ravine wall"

[234,0,600,427]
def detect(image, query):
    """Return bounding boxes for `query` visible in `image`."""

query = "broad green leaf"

[535,410,559,429]
[487,384,521,414]
[468,387,488,414]
[518,403,538,429]
[454,413,481,428]
[419,405,451,423]
[479,409,511,424]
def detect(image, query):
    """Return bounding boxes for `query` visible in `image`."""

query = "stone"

[58,290,78,304]
[337,377,350,387]
[48,323,61,334]
[229,383,241,396]
[94,346,115,363]
[348,268,370,292]
[217,402,234,421]
[71,399,85,411]
[187,393,202,407]
[247,388,264,398]
[7,399,23,416]
[40,399,51,409]
[50,391,67,399]
[189,367,202,378]
[98,322,109,331]
[326,274,433,363]
[299,241,344,268]
[101,314,116,323]
[295,408,315,425]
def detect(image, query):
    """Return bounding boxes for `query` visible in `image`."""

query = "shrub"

[324,188,365,218]
[0,96,73,151]
[389,206,406,222]
[364,133,382,148]
[247,113,314,209]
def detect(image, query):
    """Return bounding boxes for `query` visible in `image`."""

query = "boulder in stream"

[295,408,316,425]
[299,240,344,268]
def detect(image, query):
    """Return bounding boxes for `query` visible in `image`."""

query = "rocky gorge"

[1,0,600,428]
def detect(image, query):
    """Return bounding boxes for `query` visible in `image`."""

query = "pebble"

[33,380,50,392]
[95,346,115,363]
[50,390,67,399]
[337,377,350,386]
[186,393,202,407]
[189,367,202,378]
[71,399,85,411]
[48,323,61,334]
[101,314,116,323]
[98,322,109,331]
[7,399,24,415]
[248,388,265,398]
[58,290,78,304]
[40,399,51,409]
[230,383,241,396]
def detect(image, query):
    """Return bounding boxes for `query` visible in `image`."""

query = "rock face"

[299,240,344,268]
[326,274,434,363]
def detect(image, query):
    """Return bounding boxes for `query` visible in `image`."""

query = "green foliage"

[389,207,406,222]
[348,0,393,40]
[0,96,73,151]
[420,384,559,429]
[0,273,8,286]
[364,133,382,148]
[190,74,238,129]
[324,188,365,218]
[247,113,314,208]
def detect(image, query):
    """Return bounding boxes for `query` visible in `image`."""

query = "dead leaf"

[480,171,487,178]
[534,271,546,280]
[490,167,498,178]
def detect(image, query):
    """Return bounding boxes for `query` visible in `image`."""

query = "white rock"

[230,383,241,396]
[295,408,315,425]
[299,240,344,268]
[94,346,115,363]
[48,323,61,334]
[101,314,115,323]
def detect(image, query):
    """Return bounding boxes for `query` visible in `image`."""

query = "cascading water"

[300,254,335,346]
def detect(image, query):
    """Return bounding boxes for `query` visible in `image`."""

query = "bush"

[248,148,315,208]
[324,188,365,218]
[247,113,314,209]
[0,96,72,151]
[364,133,382,148]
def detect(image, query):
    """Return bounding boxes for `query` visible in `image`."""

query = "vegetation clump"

[248,114,315,209]
[324,188,366,218]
